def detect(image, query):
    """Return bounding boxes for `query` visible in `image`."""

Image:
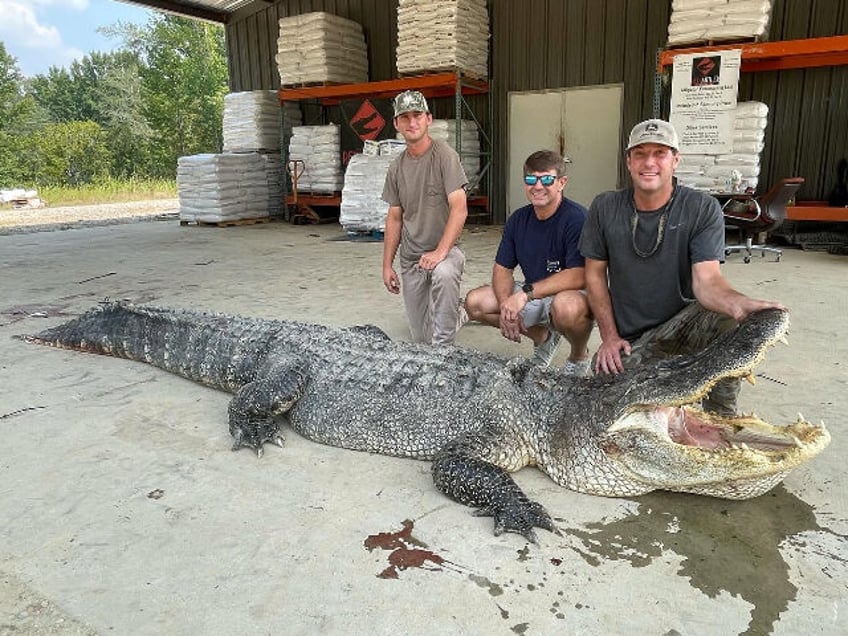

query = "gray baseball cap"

[393,90,430,118]
[626,119,679,152]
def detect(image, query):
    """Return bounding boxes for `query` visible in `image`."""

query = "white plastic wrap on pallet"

[396,0,489,78]
[674,101,767,193]
[340,153,394,232]
[276,12,369,86]
[177,152,271,223]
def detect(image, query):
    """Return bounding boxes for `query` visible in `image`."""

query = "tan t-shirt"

[382,139,468,267]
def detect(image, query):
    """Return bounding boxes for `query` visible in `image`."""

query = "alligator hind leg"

[432,452,558,543]
[228,361,308,457]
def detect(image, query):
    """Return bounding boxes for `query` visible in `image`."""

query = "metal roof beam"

[118,0,230,24]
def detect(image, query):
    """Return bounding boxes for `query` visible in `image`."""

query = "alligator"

[23,301,830,541]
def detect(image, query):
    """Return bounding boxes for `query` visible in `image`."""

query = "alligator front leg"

[228,360,308,457]
[431,450,559,543]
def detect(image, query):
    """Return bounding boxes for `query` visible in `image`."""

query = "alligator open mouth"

[602,402,830,499]
[600,308,831,499]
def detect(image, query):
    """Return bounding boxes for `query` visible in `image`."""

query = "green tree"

[0,41,44,185]
[96,59,153,178]
[107,16,227,178]
[0,41,23,129]
[31,121,110,186]
[3,15,228,187]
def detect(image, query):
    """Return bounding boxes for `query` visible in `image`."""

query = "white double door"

[507,84,623,213]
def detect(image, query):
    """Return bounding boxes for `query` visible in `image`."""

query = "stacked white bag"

[276,12,368,86]
[177,153,269,223]
[668,0,772,46]
[219,90,297,218]
[288,124,344,193]
[396,0,489,78]
[222,91,282,152]
[675,101,767,192]
[340,153,394,233]
[427,119,481,190]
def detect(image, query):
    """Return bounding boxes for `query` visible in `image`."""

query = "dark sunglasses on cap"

[524,174,559,186]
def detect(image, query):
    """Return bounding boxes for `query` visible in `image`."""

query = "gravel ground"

[0,199,180,235]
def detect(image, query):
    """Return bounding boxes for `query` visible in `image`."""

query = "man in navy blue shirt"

[464,150,593,375]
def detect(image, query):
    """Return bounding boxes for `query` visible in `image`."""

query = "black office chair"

[723,177,805,263]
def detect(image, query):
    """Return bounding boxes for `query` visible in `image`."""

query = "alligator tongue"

[667,408,726,449]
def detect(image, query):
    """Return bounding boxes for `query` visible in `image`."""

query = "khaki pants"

[621,303,741,415]
[400,246,465,345]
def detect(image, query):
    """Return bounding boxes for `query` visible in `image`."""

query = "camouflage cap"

[627,119,679,152]
[393,90,430,118]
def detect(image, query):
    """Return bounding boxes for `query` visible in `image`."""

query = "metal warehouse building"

[133,0,848,224]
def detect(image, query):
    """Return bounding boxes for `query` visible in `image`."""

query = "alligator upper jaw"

[618,307,793,410]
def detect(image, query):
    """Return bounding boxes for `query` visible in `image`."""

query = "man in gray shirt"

[579,119,784,414]
[382,90,468,345]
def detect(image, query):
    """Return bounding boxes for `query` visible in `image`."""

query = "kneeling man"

[464,150,593,375]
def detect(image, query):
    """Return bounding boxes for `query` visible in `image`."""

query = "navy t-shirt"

[495,196,587,283]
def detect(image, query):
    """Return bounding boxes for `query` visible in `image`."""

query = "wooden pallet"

[398,68,488,82]
[668,35,761,48]
[280,80,350,89]
[180,217,272,228]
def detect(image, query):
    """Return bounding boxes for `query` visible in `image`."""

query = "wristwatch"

[522,282,534,301]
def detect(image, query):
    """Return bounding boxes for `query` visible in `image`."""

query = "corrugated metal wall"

[227,0,848,222]
[227,0,397,91]
[488,0,671,219]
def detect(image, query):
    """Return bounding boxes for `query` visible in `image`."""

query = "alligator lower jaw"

[602,406,831,499]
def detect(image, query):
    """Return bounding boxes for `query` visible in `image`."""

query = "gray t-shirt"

[578,185,725,340]
[382,139,468,267]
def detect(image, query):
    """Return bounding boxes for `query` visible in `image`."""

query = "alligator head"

[556,308,831,499]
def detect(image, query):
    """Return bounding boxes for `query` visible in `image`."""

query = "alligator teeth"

[740,443,750,451]
[779,336,789,346]
[797,412,805,422]
[793,437,803,448]
[744,373,756,386]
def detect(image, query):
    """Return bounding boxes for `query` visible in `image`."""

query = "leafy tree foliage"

[104,16,227,178]
[31,121,111,186]
[0,13,228,187]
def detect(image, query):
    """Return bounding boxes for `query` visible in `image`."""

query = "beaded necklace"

[630,187,676,258]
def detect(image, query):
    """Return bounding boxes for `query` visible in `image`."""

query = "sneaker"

[532,330,561,367]
[562,358,591,377]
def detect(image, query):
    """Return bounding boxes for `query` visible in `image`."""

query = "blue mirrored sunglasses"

[524,174,558,186]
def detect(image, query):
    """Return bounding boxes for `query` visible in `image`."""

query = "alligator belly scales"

[23,302,830,541]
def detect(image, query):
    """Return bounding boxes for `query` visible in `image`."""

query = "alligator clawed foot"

[473,499,559,543]
[229,417,285,458]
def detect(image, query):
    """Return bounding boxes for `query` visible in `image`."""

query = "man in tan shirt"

[381,90,469,345]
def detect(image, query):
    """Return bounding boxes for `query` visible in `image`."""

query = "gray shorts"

[513,282,554,329]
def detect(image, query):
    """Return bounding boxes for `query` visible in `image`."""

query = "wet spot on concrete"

[470,573,504,596]
[568,485,840,635]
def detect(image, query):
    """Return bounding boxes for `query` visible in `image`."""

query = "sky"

[1,0,156,77]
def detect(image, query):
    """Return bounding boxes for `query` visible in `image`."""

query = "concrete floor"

[1,218,846,635]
